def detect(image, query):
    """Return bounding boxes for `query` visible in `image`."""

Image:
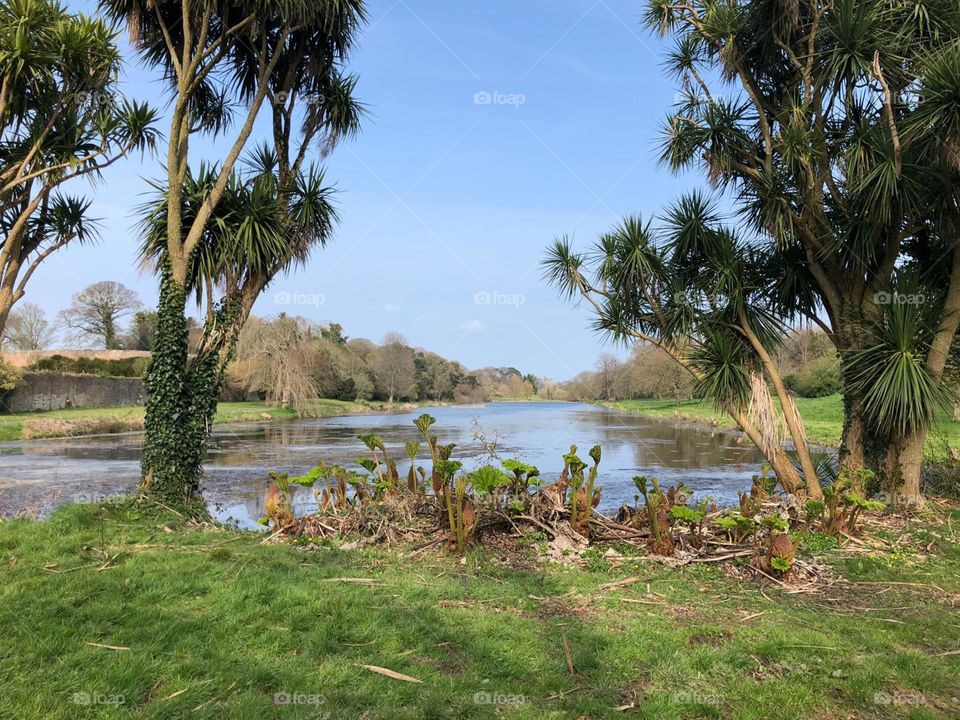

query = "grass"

[605,395,960,458]
[0,399,395,443]
[0,501,958,718]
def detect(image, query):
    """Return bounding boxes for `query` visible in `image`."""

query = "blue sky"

[42,0,702,380]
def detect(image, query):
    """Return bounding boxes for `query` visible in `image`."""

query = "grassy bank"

[0,501,957,718]
[0,399,395,443]
[605,395,960,458]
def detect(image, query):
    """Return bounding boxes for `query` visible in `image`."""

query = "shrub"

[28,355,149,377]
[0,360,23,392]
[783,355,841,397]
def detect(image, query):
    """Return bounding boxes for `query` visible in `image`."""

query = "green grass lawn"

[0,501,957,718]
[0,399,393,443]
[605,395,960,458]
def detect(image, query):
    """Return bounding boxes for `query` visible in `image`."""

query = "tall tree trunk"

[140,266,234,500]
[140,269,197,504]
[839,392,868,471]
[738,311,822,498]
[835,309,893,483]
[871,246,960,503]
[893,244,960,502]
[0,251,24,341]
[883,431,925,505]
[727,404,805,495]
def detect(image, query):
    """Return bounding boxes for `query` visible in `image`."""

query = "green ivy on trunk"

[140,266,237,508]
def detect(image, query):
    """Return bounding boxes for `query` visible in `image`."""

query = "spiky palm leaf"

[847,302,952,436]
[138,149,336,302]
[688,327,755,411]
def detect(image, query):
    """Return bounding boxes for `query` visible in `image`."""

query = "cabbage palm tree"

[136,153,338,502]
[544,194,822,497]
[0,0,157,337]
[641,0,960,500]
[100,0,366,504]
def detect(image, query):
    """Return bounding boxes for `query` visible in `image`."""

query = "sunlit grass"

[0,501,957,718]
[606,395,960,458]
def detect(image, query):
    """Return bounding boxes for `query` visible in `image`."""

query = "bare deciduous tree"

[627,345,693,405]
[58,281,141,349]
[372,333,417,404]
[3,302,52,350]
[233,316,319,415]
[595,353,623,402]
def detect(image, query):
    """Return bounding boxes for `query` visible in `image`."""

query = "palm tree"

[641,0,960,501]
[544,194,822,497]
[100,0,366,505]
[136,153,339,503]
[0,0,157,337]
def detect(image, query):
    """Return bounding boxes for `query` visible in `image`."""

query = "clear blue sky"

[41,0,701,380]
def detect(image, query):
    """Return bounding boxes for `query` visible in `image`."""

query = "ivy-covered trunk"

[140,268,225,506]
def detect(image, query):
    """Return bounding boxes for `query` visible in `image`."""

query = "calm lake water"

[0,402,765,528]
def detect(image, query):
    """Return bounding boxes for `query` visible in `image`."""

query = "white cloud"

[459,318,484,333]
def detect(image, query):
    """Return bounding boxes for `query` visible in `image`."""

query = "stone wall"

[1,372,145,412]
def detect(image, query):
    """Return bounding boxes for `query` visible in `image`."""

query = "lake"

[0,402,766,528]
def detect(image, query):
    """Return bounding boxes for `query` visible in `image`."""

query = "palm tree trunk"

[140,271,240,507]
[874,246,960,504]
[726,403,805,495]
[738,311,821,498]
[140,269,197,503]
[839,393,868,471]
[882,431,925,505]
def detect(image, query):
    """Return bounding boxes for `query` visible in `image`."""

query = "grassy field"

[0,399,399,443]
[605,395,960,458]
[0,501,957,718]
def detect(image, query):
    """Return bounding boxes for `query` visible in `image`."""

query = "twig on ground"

[561,637,575,675]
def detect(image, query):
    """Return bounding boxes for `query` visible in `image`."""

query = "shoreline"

[0,399,447,444]
[599,400,836,456]
[0,397,572,444]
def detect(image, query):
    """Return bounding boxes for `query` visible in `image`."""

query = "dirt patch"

[687,629,733,646]
[433,642,468,675]
[409,645,468,676]
[617,677,649,707]
[665,603,709,623]
[434,599,523,617]
[473,528,542,572]
[527,592,595,621]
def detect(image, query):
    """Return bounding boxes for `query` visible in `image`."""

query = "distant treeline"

[564,329,840,403]
[226,317,545,411]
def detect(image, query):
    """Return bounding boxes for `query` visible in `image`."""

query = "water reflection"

[0,402,767,528]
